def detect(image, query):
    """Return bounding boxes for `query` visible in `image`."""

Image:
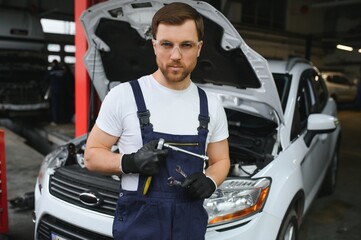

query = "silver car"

[322,71,357,103]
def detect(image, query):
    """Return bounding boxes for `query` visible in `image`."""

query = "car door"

[291,69,330,206]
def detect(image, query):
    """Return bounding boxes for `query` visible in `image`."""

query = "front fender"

[255,140,307,223]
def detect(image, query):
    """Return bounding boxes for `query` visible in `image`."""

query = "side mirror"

[304,114,339,147]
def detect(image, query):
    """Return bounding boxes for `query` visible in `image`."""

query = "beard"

[157,59,197,83]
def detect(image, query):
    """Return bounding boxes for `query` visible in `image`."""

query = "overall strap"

[130,80,209,138]
[197,87,210,134]
[129,80,152,129]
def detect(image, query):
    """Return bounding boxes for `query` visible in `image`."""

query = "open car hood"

[81,0,284,123]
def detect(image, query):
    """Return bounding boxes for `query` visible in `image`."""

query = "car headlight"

[204,177,271,226]
[37,146,69,193]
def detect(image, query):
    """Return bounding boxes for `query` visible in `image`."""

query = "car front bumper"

[34,175,114,239]
[205,210,280,240]
[35,173,281,240]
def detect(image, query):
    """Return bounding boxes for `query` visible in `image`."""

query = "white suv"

[34,1,341,239]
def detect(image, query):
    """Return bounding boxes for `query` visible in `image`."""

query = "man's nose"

[170,46,182,59]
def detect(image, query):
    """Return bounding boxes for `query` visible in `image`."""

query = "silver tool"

[158,138,209,161]
[167,177,182,186]
[157,138,165,150]
[175,165,188,178]
[144,138,165,195]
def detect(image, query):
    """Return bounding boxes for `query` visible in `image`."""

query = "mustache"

[167,60,183,68]
[167,64,183,68]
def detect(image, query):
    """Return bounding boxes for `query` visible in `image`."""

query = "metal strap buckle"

[137,110,151,126]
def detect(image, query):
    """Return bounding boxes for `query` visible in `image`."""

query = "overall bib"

[113,80,210,240]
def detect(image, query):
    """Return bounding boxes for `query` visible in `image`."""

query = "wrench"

[167,177,182,186]
[176,165,188,178]
[158,138,209,161]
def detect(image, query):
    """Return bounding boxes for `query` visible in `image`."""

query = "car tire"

[277,208,299,240]
[320,142,339,195]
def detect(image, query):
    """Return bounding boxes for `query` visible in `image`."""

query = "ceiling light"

[336,44,353,51]
[359,49,361,53]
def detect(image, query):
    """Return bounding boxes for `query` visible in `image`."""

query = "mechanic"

[84,2,230,239]
[44,59,67,124]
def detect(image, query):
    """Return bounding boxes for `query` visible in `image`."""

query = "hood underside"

[81,0,284,123]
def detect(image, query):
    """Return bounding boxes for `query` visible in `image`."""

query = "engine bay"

[225,108,278,177]
[60,108,279,180]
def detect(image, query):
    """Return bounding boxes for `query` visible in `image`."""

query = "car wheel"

[320,143,339,195]
[277,208,299,240]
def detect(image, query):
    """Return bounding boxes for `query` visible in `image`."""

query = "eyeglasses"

[153,39,201,54]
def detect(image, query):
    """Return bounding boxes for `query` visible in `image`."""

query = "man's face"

[153,19,202,84]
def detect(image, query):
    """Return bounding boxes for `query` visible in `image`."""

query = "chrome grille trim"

[48,166,119,216]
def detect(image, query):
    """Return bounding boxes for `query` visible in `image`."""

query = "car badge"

[79,191,103,206]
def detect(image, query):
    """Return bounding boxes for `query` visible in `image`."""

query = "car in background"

[322,71,357,104]
[0,8,49,117]
[33,1,341,239]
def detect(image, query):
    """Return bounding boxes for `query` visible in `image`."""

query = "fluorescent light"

[336,44,353,51]
[41,18,75,35]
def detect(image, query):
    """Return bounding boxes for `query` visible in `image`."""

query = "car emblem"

[79,190,103,206]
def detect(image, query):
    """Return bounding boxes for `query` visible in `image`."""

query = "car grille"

[49,165,119,215]
[2,82,44,104]
[37,214,113,240]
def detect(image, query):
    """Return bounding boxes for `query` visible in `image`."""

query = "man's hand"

[181,172,217,199]
[122,140,168,175]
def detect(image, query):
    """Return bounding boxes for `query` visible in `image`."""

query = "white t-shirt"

[96,75,228,190]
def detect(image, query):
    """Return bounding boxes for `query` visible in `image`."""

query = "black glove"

[122,140,168,175]
[181,172,217,200]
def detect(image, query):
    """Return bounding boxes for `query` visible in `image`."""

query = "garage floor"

[1,109,360,240]
[2,127,42,240]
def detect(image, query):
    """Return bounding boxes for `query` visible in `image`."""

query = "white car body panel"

[205,212,280,239]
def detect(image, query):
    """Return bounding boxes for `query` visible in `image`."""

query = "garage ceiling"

[311,0,361,49]
[0,0,74,21]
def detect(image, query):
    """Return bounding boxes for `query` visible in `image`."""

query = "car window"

[327,75,350,85]
[312,73,328,111]
[290,70,316,140]
[273,73,291,111]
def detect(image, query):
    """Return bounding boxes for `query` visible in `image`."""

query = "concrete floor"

[0,109,360,240]
[0,120,74,240]
[1,128,42,240]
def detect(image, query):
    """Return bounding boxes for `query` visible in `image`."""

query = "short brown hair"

[151,2,204,41]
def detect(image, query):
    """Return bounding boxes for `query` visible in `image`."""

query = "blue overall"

[113,80,210,240]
